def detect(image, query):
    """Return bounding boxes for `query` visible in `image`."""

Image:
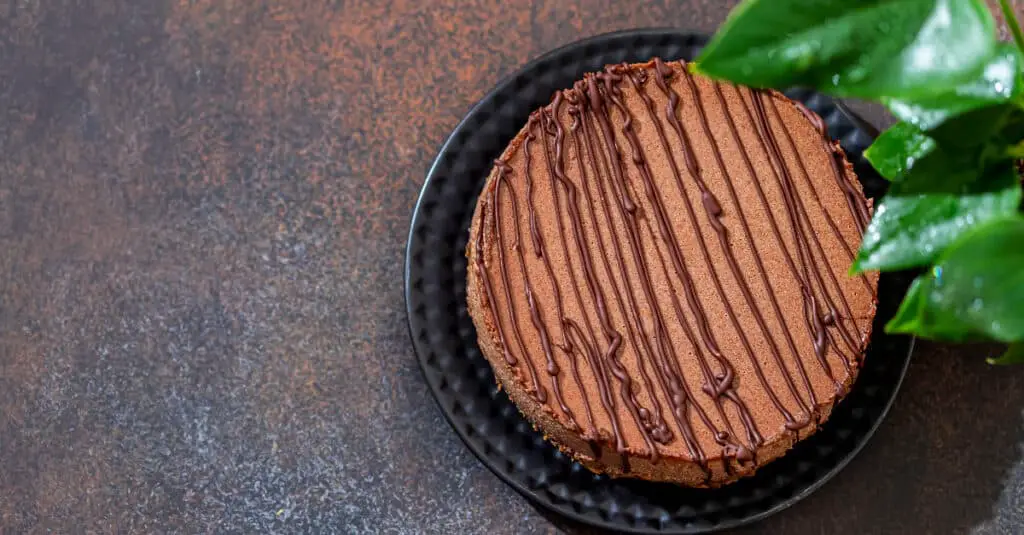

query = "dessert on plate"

[465,58,877,487]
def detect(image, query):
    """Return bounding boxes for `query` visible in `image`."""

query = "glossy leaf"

[881,43,1022,131]
[887,276,988,341]
[886,215,1024,342]
[851,163,1022,273]
[864,122,937,180]
[695,0,997,99]
[864,125,994,186]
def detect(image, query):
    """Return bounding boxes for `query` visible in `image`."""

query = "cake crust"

[466,59,878,487]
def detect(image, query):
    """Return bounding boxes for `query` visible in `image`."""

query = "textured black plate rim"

[405,28,915,534]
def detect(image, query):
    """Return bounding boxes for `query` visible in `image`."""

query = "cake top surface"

[469,58,877,466]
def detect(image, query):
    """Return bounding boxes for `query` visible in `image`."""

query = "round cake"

[465,58,878,487]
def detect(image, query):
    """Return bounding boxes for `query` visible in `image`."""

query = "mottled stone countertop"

[2,1,1023,533]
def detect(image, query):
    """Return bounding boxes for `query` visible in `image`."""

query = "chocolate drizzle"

[470,59,875,472]
[520,125,578,431]
[488,162,547,403]
[650,60,816,433]
[744,91,869,370]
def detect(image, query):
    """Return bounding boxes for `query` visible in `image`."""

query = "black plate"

[405,29,915,534]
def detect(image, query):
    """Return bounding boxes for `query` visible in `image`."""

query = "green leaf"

[994,108,1024,149]
[886,215,1024,342]
[988,343,1024,365]
[852,163,1022,273]
[695,0,997,99]
[881,43,1022,132]
[864,122,937,180]
[864,126,991,186]
[866,47,1023,181]
[888,276,989,341]
[863,111,1024,186]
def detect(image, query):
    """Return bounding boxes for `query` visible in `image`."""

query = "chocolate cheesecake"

[465,58,878,487]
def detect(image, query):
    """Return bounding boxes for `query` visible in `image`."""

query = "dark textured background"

[1,1,1023,533]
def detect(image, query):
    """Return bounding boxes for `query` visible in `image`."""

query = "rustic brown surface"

[1,1,1023,533]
